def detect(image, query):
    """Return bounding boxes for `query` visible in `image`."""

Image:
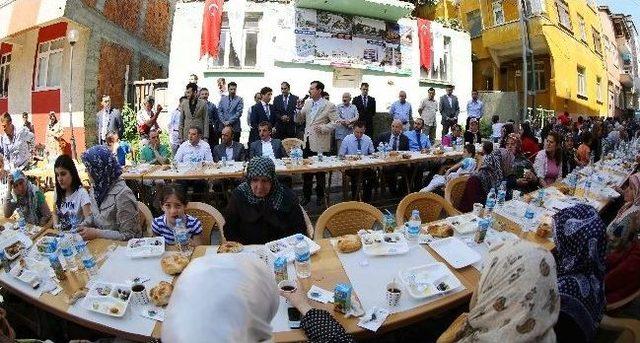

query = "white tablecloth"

[68,247,172,337]
[333,243,465,314]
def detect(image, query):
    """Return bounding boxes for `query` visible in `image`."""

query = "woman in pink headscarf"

[605,173,640,304]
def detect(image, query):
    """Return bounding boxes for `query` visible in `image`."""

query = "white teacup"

[386,281,401,307]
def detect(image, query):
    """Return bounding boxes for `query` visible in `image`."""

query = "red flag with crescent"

[418,18,432,70]
[200,0,224,58]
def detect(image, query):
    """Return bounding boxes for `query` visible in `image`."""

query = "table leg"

[325,171,332,208]
[356,169,363,201]
[341,171,348,201]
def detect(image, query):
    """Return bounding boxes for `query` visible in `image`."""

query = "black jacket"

[375,132,409,151]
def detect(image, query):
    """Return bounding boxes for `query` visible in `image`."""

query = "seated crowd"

[1,78,639,342]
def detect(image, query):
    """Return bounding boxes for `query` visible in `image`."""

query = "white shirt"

[261,139,275,160]
[100,109,110,140]
[168,109,182,145]
[261,101,271,119]
[0,126,34,170]
[174,140,213,163]
[225,146,234,160]
[57,187,91,219]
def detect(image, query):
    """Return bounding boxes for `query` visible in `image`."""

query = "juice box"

[334,283,352,313]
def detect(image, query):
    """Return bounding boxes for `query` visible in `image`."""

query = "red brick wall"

[103,0,140,34]
[81,0,97,7]
[143,0,171,52]
[97,41,133,109]
[139,56,165,80]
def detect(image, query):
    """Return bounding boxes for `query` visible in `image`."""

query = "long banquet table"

[0,156,636,342]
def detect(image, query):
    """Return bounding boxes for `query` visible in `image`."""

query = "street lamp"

[66,28,79,161]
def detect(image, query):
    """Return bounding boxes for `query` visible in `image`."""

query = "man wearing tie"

[375,119,410,197]
[217,82,244,142]
[352,83,376,138]
[250,87,275,140]
[404,118,432,191]
[439,85,460,136]
[338,121,374,201]
[273,82,299,139]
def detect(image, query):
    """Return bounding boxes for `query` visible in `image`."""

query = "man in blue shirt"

[389,91,412,131]
[338,121,374,201]
[403,118,431,152]
[465,90,484,129]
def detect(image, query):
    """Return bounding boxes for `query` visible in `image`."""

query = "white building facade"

[167,0,472,141]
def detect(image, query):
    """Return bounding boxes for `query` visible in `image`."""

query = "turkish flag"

[417,18,432,70]
[200,0,224,59]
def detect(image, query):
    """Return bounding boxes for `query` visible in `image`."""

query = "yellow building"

[420,0,608,117]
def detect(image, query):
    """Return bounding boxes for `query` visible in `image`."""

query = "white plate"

[428,237,481,269]
[265,234,320,263]
[399,262,463,299]
[126,237,165,258]
[447,215,479,235]
[82,282,132,317]
[359,231,410,256]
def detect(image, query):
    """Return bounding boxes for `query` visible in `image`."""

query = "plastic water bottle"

[356,149,362,157]
[221,156,227,167]
[48,252,66,281]
[497,181,507,207]
[377,142,384,153]
[584,177,592,199]
[294,234,311,279]
[174,218,190,252]
[59,234,78,272]
[76,241,97,276]
[406,210,421,241]
[536,188,545,207]
[485,188,496,217]
[523,206,536,232]
[568,172,578,195]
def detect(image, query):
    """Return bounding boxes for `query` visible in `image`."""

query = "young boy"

[421,144,477,192]
[491,115,503,143]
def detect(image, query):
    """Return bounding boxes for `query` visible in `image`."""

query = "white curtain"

[227,0,247,63]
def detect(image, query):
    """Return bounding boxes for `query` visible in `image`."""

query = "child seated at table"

[421,143,476,192]
[152,184,204,246]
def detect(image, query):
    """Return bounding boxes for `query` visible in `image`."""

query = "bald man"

[389,91,412,131]
[375,119,410,196]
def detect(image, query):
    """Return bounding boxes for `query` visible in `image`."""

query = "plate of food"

[126,237,165,258]
[4,241,26,260]
[399,263,463,299]
[429,237,481,269]
[423,223,454,238]
[265,234,321,262]
[82,282,131,317]
[446,215,479,235]
[358,230,410,256]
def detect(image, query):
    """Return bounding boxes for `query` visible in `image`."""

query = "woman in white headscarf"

[437,239,560,343]
[162,253,354,343]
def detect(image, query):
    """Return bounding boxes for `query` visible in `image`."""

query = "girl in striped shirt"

[152,184,204,246]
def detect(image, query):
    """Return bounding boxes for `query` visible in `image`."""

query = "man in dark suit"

[199,87,219,149]
[272,82,298,139]
[352,82,376,138]
[212,125,245,162]
[375,119,410,197]
[249,121,286,159]
[250,87,276,140]
[96,95,124,145]
[439,85,460,137]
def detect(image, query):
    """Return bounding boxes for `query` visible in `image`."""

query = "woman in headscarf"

[225,157,306,244]
[533,131,563,187]
[3,170,51,226]
[553,204,606,342]
[78,145,141,241]
[437,239,560,343]
[561,132,577,177]
[463,118,482,144]
[459,148,514,212]
[605,173,640,304]
[163,253,354,343]
[505,133,537,193]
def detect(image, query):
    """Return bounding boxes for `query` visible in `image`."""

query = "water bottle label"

[296,251,310,263]
[83,258,96,269]
[525,210,535,220]
[408,224,420,235]
[61,247,73,257]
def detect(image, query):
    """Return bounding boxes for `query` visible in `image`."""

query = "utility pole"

[517,0,535,122]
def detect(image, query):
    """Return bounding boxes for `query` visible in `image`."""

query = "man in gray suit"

[249,121,286,160]
[96,95,124,145]
[179,83,209,143]
[439,85,460,136]
[217,82,244,142]
[212,125,245,162]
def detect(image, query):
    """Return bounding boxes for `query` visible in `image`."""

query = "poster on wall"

[283,8,413,75]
